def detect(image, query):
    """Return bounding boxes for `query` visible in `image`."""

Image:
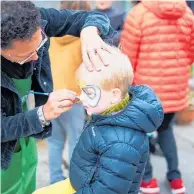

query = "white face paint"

[80,85,101,107]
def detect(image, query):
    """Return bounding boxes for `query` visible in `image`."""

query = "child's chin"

[87,109,102,116]
[86,109,98,116]
[86,110,93,116]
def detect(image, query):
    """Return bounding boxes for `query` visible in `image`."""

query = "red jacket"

[121,0,194,113]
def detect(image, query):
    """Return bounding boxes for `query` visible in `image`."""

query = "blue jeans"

[48,104,85,184]
[143,113,181,181]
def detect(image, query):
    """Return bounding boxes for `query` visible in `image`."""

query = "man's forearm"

[1,108,51,142]
[40,8,115,38]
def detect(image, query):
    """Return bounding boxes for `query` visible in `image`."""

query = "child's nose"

[80,93,84,102]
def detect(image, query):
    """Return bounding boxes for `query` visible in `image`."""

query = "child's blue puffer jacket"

[70,85,164,194]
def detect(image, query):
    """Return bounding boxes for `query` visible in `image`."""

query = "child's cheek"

[80,93,89,106]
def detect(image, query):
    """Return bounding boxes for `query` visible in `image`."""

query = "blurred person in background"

[121,0,194,194]
[48,1,91,184]
[95,0,126,46]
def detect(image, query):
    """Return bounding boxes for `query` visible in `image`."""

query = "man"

[1,1,114,193]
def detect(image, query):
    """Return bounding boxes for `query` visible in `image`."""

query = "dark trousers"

[143,113,181,181]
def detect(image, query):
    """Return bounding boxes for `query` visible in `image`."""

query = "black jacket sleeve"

[40,8,115,38]
[1,108,51,143]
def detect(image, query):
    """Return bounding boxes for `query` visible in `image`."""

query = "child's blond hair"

[76,47,134,97]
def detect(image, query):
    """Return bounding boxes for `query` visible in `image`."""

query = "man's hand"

[43,89,76,121]
[80,26,114,72]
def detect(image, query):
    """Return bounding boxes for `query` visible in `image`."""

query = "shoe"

[140,178,160,194]
[169,178,186,194]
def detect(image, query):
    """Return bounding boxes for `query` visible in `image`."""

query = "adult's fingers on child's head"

[88,50,102,72]
[97,48,110,66]
[103,43,120,55]
[82,48,93,72]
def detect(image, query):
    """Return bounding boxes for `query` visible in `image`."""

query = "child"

[34,48,164,194]
[95,0,126,46]
[120,0,194,193]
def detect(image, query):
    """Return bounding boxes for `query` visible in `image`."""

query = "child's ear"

[111,88,122,104]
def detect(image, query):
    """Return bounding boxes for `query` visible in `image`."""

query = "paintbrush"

[27,90,80,103]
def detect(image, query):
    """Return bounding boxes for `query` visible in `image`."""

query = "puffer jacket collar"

[91,85,164,134]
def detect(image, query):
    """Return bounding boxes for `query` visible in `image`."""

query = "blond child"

[34,48,164,194]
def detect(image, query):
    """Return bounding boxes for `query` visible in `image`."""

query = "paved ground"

[36,121,194,194]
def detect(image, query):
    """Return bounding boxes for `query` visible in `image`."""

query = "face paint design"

[81,85,101,107]
[78,80,87,88]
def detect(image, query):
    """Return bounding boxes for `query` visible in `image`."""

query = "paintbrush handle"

[28,91,49,96]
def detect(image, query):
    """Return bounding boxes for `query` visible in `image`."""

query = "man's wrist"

[37,106,50,128]
[81,26,100,36]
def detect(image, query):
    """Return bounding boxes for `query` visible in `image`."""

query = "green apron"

[1,77,38,194]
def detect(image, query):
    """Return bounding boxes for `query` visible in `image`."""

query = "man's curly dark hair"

[1,1,41,49]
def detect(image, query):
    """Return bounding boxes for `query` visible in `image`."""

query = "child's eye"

[82,88,96,99]
[87,92,95,99]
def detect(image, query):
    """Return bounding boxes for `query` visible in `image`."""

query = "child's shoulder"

[95,123,147,144]
[91,124,149,156]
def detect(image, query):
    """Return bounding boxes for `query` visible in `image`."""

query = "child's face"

[95,0,113,10]
[78,80,113,115]
[76,48,130,116]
